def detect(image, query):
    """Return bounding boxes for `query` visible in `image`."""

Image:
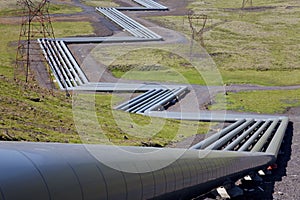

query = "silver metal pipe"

[59,41,89,84]
[266,117,289,157]
[50,40,78,87]
[54,40,83,86]
[251,119,280,152]
[144,0,167,9]
[134,0,153,8]
[44,39,72,88]
[46,40,73,88]
[145,87,188,112]
[62,36,162,43]
[97,8,145,38]
[190,119,246,150]
[117,7,168,11]
[224,120,263,151]
[108,8,161,39]
[38,39,64,89]
[0,142,276,200]
[135,89,178,113]
[109,8,158,38]
[238,120,272,151]
[127,89,171,113]
[205,119,255,150]
[133,0,167,9]
[98,8,145,38]
[115,89,159,110]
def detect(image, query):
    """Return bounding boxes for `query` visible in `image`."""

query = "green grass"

[0,75,211,145]
[212,89,300,114]
[221,69,300,86]
[80,0,119,7]
[0,76,81,143]
[0,24,19,78]
[144,0,300,86]
[73,93,212,146]
[48,4,82,15]
[0,22,94,78]
[0,18,95,143]
[0,17,210,145]
[52,21,94,37]
[0,1,82,16]
[101,48,208,85]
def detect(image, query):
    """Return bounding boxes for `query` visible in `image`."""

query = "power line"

[15,0,55,89]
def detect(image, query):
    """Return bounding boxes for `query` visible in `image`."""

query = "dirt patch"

[285,6,300,9]
[224,6,277,12]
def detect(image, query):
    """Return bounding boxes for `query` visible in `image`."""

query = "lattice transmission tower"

[187,9,208,47]
[15,0,55,85]
[242,0,253,9]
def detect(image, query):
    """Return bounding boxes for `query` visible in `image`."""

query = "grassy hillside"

[0,1,210,146]
[0,75,210,145]
[1,0,298,145]
[0,1,93,143]
[144,0,300,86]
[0,0,82,16]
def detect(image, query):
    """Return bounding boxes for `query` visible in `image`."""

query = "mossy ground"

[212,89,300,114]
[142,0,300,86]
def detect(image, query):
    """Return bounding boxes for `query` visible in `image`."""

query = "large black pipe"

[0,142,275,200]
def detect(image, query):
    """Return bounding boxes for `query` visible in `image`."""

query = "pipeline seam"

[95,165,109,199]
[18,151,52,200]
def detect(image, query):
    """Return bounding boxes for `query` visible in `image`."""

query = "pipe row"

[133,0,168,9]
[115,87,188,113]
[96,7,162,39]
[38,39,88,89]
[189,118,286,155]
[205,119,255,150]
[189,119,246,150]
[38,1,166,91]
